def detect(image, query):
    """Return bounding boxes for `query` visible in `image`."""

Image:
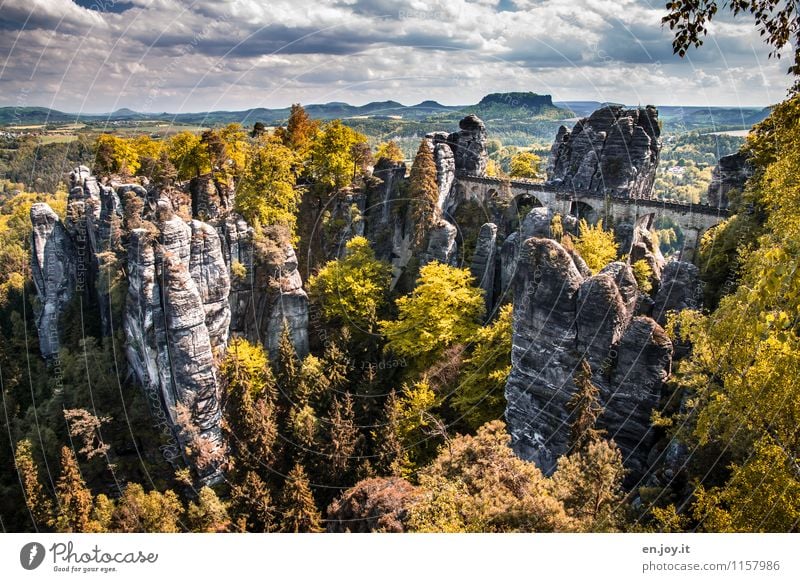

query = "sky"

[0,0,791,113]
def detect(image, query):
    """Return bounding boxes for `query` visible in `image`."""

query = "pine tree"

[373,390,409,476]
[568,359,605,451]
[409,140,440,245]
[221,338,279,474]
[230,471,277,532]
[51,446,93,533]
[276,324,300,398]
[14,439,52,528]
[280,463,323,532]
[326,393,360,481]
[187,486,231,532]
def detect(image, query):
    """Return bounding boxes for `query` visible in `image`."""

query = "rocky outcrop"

[504,237,674,479]
[30,203,76,359]
[652,261,701,327]
[470,223,497,312]
[29,166,310,482]
[707,151,752,209]
[123,213,227,482]
[426,132,456,210]
[547,105,660,199]
[422,219,458,266]
[449,114,488,177]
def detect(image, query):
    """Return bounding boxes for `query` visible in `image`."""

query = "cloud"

[0,0,789,112]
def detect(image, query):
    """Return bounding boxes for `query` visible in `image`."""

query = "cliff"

[547,105,661,199]
[30,165,308,482]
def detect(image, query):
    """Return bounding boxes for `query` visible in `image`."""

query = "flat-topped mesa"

[547,105,661,199]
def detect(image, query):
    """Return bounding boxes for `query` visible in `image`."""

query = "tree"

[14,439,52,528]
[308,236,391,332]
[276,325,300,397]
[379,262,485,366]
[51,446,93,533]
[167,131,208,179]
[187,486,231,532]
[567,359,605,451]
[280,463,323,532]
[663,0,800,75]
[452,304,513,429]
[230,471,276,532]
[373,390,410,477]
[551,438,625,531]
[308,120,367,191]
[220,338,279,472]
[374,140,404,163]
[509,151,542,179]
[94,134,140,176]
[408,140,440,244]
[110,483,183,533]
[279,103,320,156]
[406,421,575,532]
[350,142,374,179]
[235,135,299,236]
[325,393,360,480]
[631,259,654,294]
[573,219,618,274]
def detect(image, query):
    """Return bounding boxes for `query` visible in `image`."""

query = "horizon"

[0,1,790,114]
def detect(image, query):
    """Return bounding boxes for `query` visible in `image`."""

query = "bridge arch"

[569,200,600,225]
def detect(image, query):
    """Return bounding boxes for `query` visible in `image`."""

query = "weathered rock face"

[707,151,752,209]
[29,166,310,482]
[470,223,497,313]
[426,132,456,211]
[504,237,674,478]
[422,219,458,266]
[123,213,228,481]
[547,105,660,199]
[30,203,76,359]
[653,261,702,327]
[449,114,489,177]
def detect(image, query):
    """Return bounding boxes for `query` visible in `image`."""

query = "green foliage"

[551,438,625,531]
[573,219,618,274]
[94,134,140,176]
[509,151,542,179]
[451,304,513,429]
[235,135,299,236]
[230,471,276,532]
[51,446,93,532]
[379,262,485,367]
[374,140,404,162]
[280,463,323,532]
[308,236,391,332]
[408,140,440,244]
[14,439,52,528]
[187,487,231,532]
[406,421,575,532]
[631,259,654,295]
[659,94,800,532]
[308,120,367,190]
[110,483,184,533]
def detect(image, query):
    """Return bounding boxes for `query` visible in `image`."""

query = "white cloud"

[0,0,790,112]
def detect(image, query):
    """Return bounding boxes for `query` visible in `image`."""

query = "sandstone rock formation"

[470,223,497,313]
[547,105,660,199]
[30,203,76,359]
[29,166,310,482]
[707,151,752,209]
[449,114,488,177]
[504,237,675,479]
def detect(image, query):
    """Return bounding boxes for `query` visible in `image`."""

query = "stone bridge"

[454,174,729,256]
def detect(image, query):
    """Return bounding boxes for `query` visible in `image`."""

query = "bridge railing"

[458,174,729,218]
